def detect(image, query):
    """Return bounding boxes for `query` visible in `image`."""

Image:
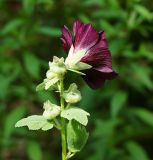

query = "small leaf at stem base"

[67,120,89,153]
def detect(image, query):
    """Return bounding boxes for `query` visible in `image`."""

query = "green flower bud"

[43,57,67,90]
[46,70,56,79]
[43,100,61,120]
[49,56,66,75]
[63,83,81,104]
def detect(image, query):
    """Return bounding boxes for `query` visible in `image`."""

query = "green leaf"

[0,75,11,99]
[23,52,40,79]
[23,0,36,14]
[111,91,127,117]
[15,115,53,131]
[67,120,89,152]
[79,14,91,23]
[126,141,149,160]
[80,86,96,110]
[4,106,27,138]
[133,109,153,126]
[36,27,61,37]
[61,107,90,126]
[41,122,54,131]
[1,19,24,35]
[134,5,153,21]
[94,119,121,137]
[131,64,153,90]
[27,141,42,160]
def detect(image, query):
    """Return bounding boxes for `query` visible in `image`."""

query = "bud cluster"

[38,57,82,121]
[44,56,66,90]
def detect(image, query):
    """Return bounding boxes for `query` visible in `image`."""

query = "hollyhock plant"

[61,20,117,89]
[15,20,117,160]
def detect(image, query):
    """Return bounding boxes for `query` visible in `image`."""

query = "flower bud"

[44,77,59,90]
[46,70,56,79]
[43,57,67,90]
[43,100,61,120]
[63,83,81,103]
[49,56,66,75]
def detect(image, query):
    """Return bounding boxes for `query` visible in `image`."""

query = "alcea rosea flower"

[61,20,117,89]
[15,20,118,160]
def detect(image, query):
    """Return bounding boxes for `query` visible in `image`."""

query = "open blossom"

[61,20,117,89]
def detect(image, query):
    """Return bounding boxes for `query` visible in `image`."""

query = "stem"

[60,79,67,160]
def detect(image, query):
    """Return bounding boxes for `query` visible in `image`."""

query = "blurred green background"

[0,0,153,160]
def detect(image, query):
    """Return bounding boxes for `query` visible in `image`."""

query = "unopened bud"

[49,57,66,75]
[43,57,67,90]
[43,100,61,120]
[63,83,81,103]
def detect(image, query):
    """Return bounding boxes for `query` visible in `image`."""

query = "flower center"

[65,45,86,69]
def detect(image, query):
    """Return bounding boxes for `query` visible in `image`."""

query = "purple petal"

[73,20,99,53]
[61,25,73,52]
[82,69,117,89]
[81,31,113,72]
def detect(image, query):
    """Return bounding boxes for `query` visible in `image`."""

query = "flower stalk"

[60,79,67,160]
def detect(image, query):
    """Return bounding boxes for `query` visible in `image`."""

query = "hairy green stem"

[60,79,67,160]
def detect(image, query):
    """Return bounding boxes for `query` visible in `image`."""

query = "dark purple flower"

[61,20,117,89]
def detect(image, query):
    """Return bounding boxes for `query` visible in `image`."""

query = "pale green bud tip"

[49,56,66,75]
[43,100,61,120]
[63,83,82,104]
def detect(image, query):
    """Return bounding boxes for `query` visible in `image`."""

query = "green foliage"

[110,91,127,117]
[36,27,61,37]
[27,141,43,160]
[1,19,24,35]
[15,115,54,131]
[61,107,90,126]
[133,109,153,126]
[4,106,27,138]
[67,120,89,153]
[23,52,41,79]
[126,141,150,160]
